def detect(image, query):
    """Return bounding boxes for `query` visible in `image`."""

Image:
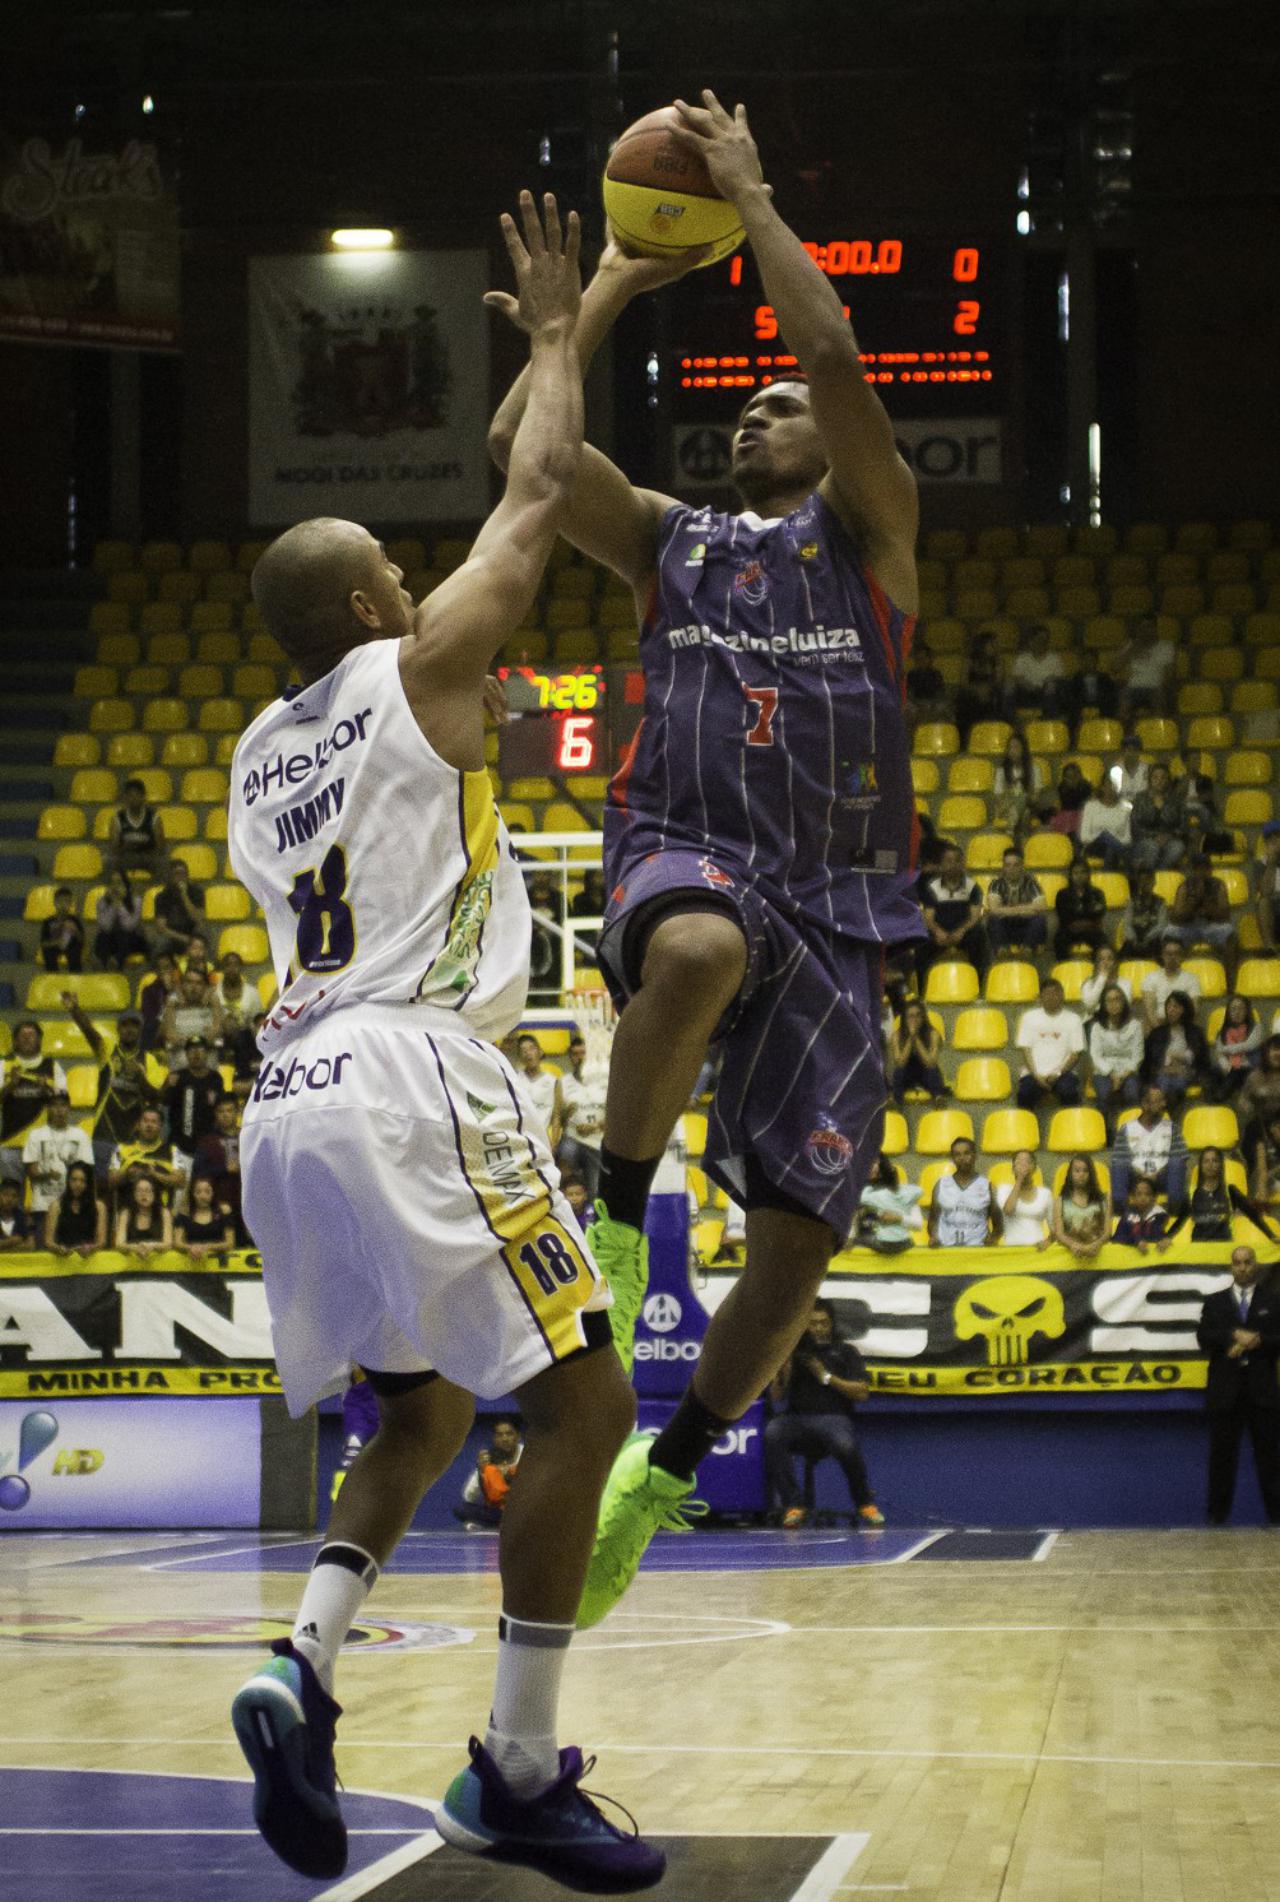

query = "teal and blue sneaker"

[587,1202,650,1375]
[577,1431,707,1630]
[231,1637,346,1878]
[436,1736,665,1892]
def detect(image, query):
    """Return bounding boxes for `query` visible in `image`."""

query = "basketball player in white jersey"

[227,195,664,1894]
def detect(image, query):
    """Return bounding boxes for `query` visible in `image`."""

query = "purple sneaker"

[436,1736,666,1893]
[231,1637,346,1878]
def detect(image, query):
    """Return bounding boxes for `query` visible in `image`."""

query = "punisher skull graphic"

[954,1275,1066,1367]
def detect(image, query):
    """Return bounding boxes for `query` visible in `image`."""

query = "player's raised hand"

[484,190,582,338]
[596,225,713,294]
[670,90,766,205]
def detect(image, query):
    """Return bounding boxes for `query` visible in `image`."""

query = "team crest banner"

[248,249,489,525]
[0,131,179,348]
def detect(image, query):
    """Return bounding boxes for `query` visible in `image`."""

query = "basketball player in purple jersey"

[489,92,922,1619]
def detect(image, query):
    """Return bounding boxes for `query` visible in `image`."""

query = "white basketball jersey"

[228,639,531,1048]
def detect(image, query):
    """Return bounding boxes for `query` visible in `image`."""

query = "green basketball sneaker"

[577,1432,707,1630]
[587,1202,650,1375]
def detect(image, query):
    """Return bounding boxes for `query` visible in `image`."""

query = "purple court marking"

[0,1768,437,1902]
[68,1527,939,1575]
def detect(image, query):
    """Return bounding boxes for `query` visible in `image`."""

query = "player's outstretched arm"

[487,237,698,595]
[672,91,918,607]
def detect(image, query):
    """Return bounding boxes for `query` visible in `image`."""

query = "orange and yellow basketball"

[602,107,744,267]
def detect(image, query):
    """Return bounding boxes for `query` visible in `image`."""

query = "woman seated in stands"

[1251,1111,1280,1221]
[1053,857,1108,961]
[94,870,149,971]
[1089,982,1145,1130]
[1142,989,1210,1109]
[855,1153,923,1254]
[886,999,947,1106]
[998,1149,1053,1248]
[1052,1152,1111,1260]
[1054,762,1095,839]
[138,951,181,1051]
[173,1173,236,1259]
[115,1174,173,1257]
[1209,994,1265,1102]
[1079,944,1129,1022]
[212,950,253,1040]
[1117,867,1169,960]
[43,1161,107,1258]
[1185,1144,1275,1243]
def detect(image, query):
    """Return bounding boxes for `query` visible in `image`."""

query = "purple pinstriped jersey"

[606,489,924,945]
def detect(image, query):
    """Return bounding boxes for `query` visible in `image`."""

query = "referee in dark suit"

[1195,1244,1280,1525]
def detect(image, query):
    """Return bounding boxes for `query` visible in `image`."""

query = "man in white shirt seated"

[928,1137,1002,1247]
[1015,977,1086,1110]
[1117,617,1176,720]
[513,1032,560,1138]
[1079,778,1133,871]
[1140,936,1204,1029]
[1109,733,1150,802]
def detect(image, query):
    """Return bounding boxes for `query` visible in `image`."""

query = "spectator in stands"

[1010,623,1069,726]
[1187,1146,1275,1244]
[905,636,950,729]
[954,631,1006,745]
[887,999,947,1105]
[1252,1111,1280,1221]
[569,869,607,961]
[514,1032,560,1137]
[174,1175,236,1257]
[39,886,85,973]
[1110,1083,1188,1213]
[914,808,945,877]
[1131,763,1186,871]
[212,950,252,1039]
[1112,1175,1173,1252]
[0,1179,32,1251]
[766,1301,883,1529]
[1196,1243,1280,1527]
[855,1153,923,1253]
[1238,1036,1280,1162]
[1141,937,1203,1028]
[162,1037,226,1167]
[115,1174,173,1256]
[999,1149,1053,1248]
[929,1137,1002,1246]
[44,1160,107,1257]
[1115,617,1176,720]
[456,1416,525,1530]
[991,730,1045,842]
[23,1089,94,1218]
[0,1022,67,1187]
[108,778,166,883]
[1054,763,1094,840]
[1053,1153,1111,1259]
[229,1009,266,1105]
[108,1103,185,1211]
[984,845,1047,957]
[181,931,214,984]
[559,1173,591,1232]
[139,951,181,1051]
[61,996,160,1184]
[1164,855,1236,965]
[1142,990,1210,1108]
[153,858,206,957]
[1080,945,1129,1021]
[1078,777,1133,871]
[556,1034,606,1200]
[192,1097,244,1235]
[1118,868,1169,960]
[1181,773,1233,859]
[161,967,223,1064]
[1053,857,1108,961]
[525,870,562,1001]
[919,843,989,984]
[1109,733,1150,802]
[1253,822,1280,950]
[1015,976,1085,1110]
[1089,982,1145,1126]
[93,870,148,970]
[1211,995,1265,1103]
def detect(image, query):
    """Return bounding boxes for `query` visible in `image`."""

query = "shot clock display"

[496,666,608,778]
[669,235,1005,417]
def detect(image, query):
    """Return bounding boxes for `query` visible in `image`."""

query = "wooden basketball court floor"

[1,1524,1279,1902]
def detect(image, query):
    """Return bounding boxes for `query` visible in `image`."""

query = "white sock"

[290,1542,379,1694]
[484,1611,574,1798]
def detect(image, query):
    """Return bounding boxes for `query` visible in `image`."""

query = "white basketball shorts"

[240,1003,611,1415]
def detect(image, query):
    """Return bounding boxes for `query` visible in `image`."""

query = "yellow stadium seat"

[1082,617,1126,656]
[1224,791,1274,828]
[1109,584,1155,617]
[966,832,1015,871]
[953,1058,1011,1102]
[191,613,235,648]
[937,794,987,831]
[219,924,270,963]
[232,664,278,700]
[54,733,101,769]
[952,1008,1009,1051]
[24,885,56,921]
[105,733,154,768]
[189,539,232,574]
[257,972,279,1010]
[499,802,536,834]
[206,571,249,604]
[180,768,229,804]
[955,558,996,590]
[107,571,149,607]
[93,538,135,575]
[916,1109,975,1155]
[197,698,244,734]
[214,734,239,766]
[1134,717,1178,752]
[911,758,940,794]
[91,808,114,842]
[141,697,187,734]
[1024,833,1073,870]
[924,962,980,1005]
[89,697,135,733]
[1182,957,1226,998]
[177,664,224,700]
[66,1063,99,1111]
[145,632,191,666]
[124,665,172,698]
[1020,525,1067,559]
[1187,614,1233,648]
[173,843,218,881]
[924,529,967,560]
[1210,583,1258,616]
[1237,959,1280,1000]
[1229,521,1272,552]
[1125,524,1168,557]
[946,757,994,795]
[237,539,269,574]
[139,539,182,573]
[1024,720,1069,756]
[157,570,202,607]
[203,808,228,842]
[913,722,960,756]
[139,600,184,639]
[1074,718,1122,753]
[1254,647,1280,680]
[73,664,120,702]
[985,961,1040,1003]
[980,1108,1041,1155]
[1118,959,1159,992]
[1244,611,1280,647]
[204,884,250,922]
[1232,682,1279,717]
[51,844,102,881]
[1182,1106,1240,1151]
[506,777,555,803]
[1050,960,1093,1001]
[68,769,118,806]
[1217,867,1249,905]
[1225,752,1273,787]
[1184,715,1233,748]
[1047,1107,1107,1153]
[156,804,197,842]
[1199,646,1245,682]
[38,805,86,842]
[130,768,171,804]
[881,1110,908,1157]
[95,632,142,667]
[967,722,1011,756]
[160,733,209,769]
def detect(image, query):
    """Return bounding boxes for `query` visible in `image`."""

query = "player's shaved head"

[251,517,393,678]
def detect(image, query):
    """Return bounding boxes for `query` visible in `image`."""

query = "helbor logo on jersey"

[642,1293,683,1334]
[806,1122,855,1177]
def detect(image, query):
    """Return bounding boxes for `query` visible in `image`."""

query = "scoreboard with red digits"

[668,235,1006,418]
[496,666,608,777]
